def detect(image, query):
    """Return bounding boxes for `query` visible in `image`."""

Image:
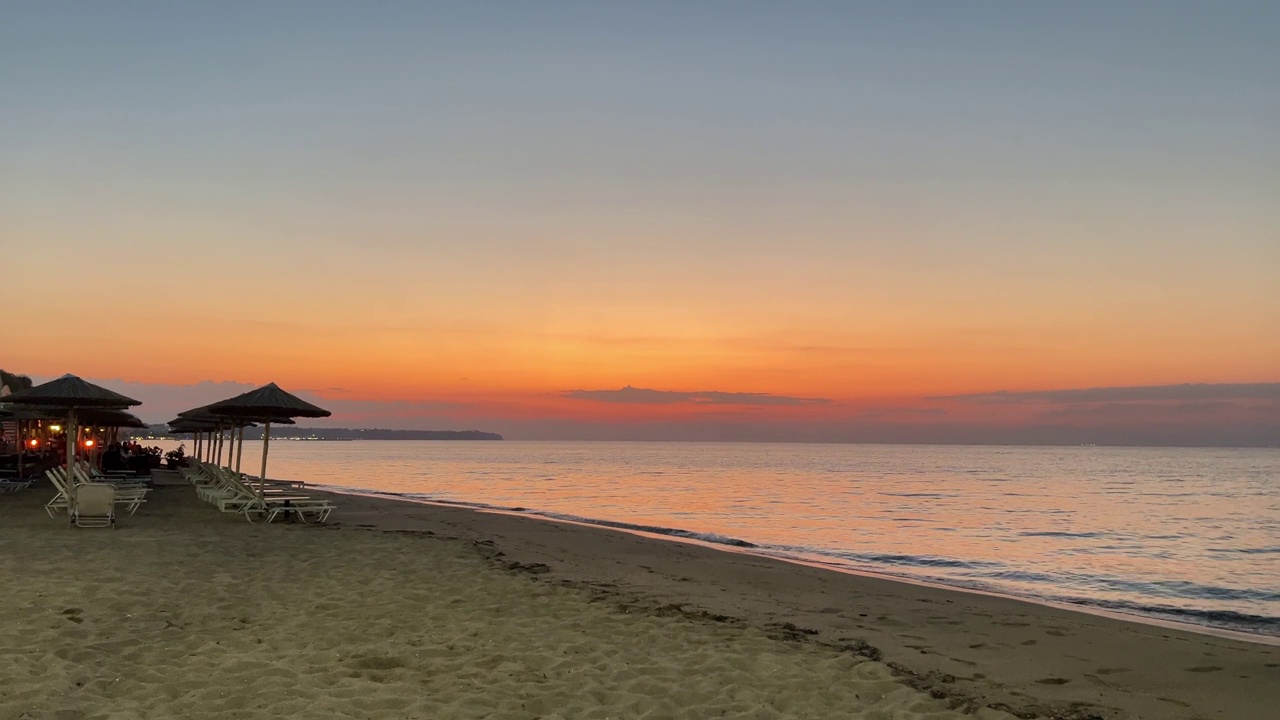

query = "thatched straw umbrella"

[171,412,294,472]
[202,383,330,501]
[77,408,147,429]
[178,406,262,470]
[1,375,141,480]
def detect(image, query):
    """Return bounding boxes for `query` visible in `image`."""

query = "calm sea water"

[160,440,1280,638]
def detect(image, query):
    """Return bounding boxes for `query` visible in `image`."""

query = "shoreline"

[314,485,1280,720]
[3,479,1277,718]
[318,485,1280,647]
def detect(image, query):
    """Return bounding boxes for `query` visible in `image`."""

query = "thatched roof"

[75,408,148,428]
[203,382,330,419]
[1,374,140,408]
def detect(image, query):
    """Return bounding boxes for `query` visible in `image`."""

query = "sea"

[155,440,1280,639]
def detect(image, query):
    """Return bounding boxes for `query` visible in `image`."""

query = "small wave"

[799,549,1002,570]
[882,492,950,498]
[976,568,1280,603]
[1210,546,1280,555]
[1018,531,1105,539]
[1066,598,1280,636]
[533,510,757,548]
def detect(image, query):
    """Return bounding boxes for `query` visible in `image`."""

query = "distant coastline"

[138,426,503,441]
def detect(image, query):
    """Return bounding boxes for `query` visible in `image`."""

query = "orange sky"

[2,3,1277,441]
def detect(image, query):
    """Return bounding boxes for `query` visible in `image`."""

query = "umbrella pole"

[66,409,76,477]
[258,421,271,503]
[235,425,245,476]
[225,426,234,471]
[16,420,23,479]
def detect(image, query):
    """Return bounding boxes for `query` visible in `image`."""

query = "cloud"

[1035,401,1241,420]
[562,385,831,406]
[858,406,948,419]
[931,382,1280,404]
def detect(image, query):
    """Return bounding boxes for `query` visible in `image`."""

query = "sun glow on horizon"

[1,4,1276,442]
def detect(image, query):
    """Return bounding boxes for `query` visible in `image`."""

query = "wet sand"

[1,480,1275,719]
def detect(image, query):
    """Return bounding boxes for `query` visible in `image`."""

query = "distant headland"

[138,425,503,441]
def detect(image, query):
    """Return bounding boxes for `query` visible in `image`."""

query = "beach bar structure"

[0,375,142,480]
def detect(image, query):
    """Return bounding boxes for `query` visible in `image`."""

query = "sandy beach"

[1,481,1276,720]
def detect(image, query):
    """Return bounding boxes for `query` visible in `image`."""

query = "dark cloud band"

[563,386,831,406]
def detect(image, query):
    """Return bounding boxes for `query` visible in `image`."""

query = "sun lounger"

[70,484,116,528]
[208,465,334,523]
[55,467,148,515]
[45,469,71,516]
[0,478,34,494]
[74,462,148,488]
[182,460,335,523]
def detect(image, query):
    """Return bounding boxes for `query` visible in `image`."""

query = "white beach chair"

[70,484,116,528]
[45,469,72,516]
[193,464,304,509]
[74,462,147,489]
[63,467,149,515]
[183,461,334,523]
[214,469,335,523]
[245,493,337,524]
[0,477,34,494]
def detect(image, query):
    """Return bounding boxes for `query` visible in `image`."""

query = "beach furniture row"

[44,464,151,528]
[182,461,335,523]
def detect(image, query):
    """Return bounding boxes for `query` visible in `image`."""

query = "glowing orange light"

[28,439,39,448]
[84,440,95,448]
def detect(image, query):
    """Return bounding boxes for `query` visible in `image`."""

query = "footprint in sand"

[1094,668,1131,675]
[351,655,407,671]
[1035,677,1070,685]
[1185,666,1223,673]
[1020,639,1037,646]
[1045,629,1069,637]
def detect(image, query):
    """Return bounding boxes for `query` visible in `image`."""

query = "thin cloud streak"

[562,386,832,406]
[14,376,1278,446]
[931,383,1280,405]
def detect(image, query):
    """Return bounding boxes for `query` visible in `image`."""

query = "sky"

[2,2,1277,444]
